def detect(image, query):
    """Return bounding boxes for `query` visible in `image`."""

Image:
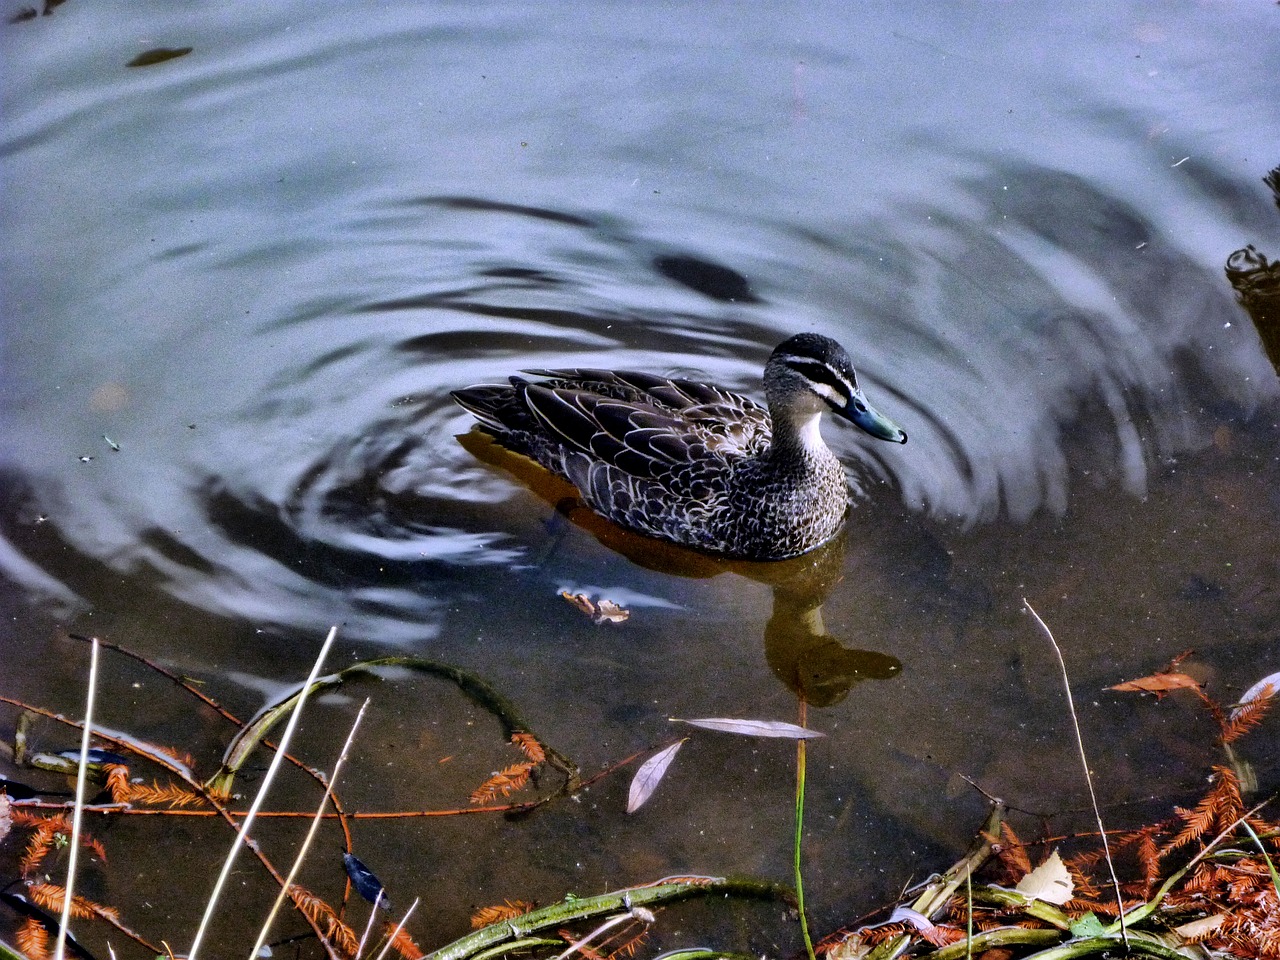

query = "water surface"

[2,2,1279,955]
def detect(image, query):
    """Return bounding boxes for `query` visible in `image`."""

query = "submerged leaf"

[1108,672,1201,700]
[1014,850,1073,905]
[627,740,686,813]
[343,852,391,911]
[672,717,826,739]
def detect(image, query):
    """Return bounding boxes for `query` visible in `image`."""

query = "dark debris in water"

[126,46,193,68]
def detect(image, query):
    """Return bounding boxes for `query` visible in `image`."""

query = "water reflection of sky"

[1,0,1279,953]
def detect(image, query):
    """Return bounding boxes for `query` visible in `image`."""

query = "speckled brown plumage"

[452,334,906,560]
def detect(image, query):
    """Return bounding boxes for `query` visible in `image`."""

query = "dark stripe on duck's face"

[779,356,856,406]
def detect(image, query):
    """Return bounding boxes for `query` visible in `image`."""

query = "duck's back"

[452,369,783,552]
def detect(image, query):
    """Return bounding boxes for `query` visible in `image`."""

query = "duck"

[450,333,907,560]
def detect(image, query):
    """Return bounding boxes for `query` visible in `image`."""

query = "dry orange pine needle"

[471,899,536,928]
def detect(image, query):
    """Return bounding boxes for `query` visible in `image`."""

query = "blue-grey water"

[2,2,1279,956]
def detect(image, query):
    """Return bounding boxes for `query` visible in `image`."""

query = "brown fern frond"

[558,929,607,960]
[920,924,966,947]
[1163,768,1242,856]
[471,899,537,928]
[605,926,650,959]
[21,830,55,877]
[123,780,204,808]
[104,764,132,803]
[385,922,426,960]
[11,809,54,828]
[290,884,359,958]
[1222,689,1274,744]
[150,742,197,771]
[27,883,120,923]
[992,821,1032,878]
[470,762,535,805]
[83,834,108,864]
[324,915,360,958]
[17,916,50,960]
[512,732,546,764]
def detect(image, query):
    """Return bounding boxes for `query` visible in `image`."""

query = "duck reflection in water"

[455,427,902,706]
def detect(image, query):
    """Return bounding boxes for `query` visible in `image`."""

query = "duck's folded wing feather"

[523,386,709,481]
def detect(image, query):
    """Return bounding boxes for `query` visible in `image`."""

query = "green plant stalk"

[426,878,789,960]
[1242,820,1280,895]
[795,729,816,960]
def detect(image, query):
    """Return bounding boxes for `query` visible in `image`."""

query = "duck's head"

[764,333,907,444]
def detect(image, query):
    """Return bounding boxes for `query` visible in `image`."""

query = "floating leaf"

[671,717,826,739]
[627,740,686,813]
[561,591,596,617]
[126,46,193,67]
[1108,671,1201,700]
[593,599,630,624]
[1014,850,1073,904]
[342,852,391,911]
[886,905,934,933]
[559,591,630,625]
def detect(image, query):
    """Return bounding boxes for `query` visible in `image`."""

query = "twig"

[188,625,339,960]
[1023,599,1127,946]
[55,637,98,960]
[355,894,384,960]
[250,697,372,960]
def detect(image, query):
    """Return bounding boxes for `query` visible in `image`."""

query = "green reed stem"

[795,701,816,960]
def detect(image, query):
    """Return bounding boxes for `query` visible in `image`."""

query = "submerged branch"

[428,878,791,960]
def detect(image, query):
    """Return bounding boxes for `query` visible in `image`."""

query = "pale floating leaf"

[593,599,630,624]
[1014,850,1074,905]
[672,717,826,739]
[887,906,933,933]
[1231,671,1280,720]
[627,740,686,813]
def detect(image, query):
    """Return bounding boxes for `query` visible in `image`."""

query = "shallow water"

[2,1,1279,955]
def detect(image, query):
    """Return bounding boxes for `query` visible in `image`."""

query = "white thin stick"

[354,892,384,960]
[55,637,99,960]
[1023,600,1128,945]
[372,897,419,960]
[189,625,340,960]
[249,697,371,960]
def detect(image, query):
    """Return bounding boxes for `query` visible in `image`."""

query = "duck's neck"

[766,410,839,471]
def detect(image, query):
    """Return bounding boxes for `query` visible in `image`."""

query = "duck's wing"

[525,369,772,454]
[521,383,716,482]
